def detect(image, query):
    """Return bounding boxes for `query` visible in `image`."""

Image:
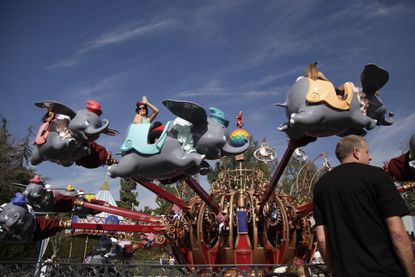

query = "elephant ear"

[361,64,389,94]
[162,99,208,126]
[35,100,76,119]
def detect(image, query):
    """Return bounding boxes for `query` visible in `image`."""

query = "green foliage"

[279,156,327,203]
[0,241,37,260]
[398,181,415,212]
[117,178,139,210]
[139,179,196,216]
[404,190,415,212]
[0,117,35,204]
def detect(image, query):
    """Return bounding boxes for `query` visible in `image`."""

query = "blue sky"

[1,1,415,208]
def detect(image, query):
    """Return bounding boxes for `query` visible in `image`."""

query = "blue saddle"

[120,121,172,155]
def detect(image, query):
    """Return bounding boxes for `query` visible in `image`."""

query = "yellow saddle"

[305,79,353,111]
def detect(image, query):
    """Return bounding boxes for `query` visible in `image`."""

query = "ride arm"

[316,225,332,271]
[385,216,415,277]
[75,142,115,168]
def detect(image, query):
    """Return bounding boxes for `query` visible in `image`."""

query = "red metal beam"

[185,176,221,213]
[70,223,165,233]
[260,143,296,206]
[296,202,313,216]
[133,178,189,210]
[74,200,161,223]
[260,137,316,206]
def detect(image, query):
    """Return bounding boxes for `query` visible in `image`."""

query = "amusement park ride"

[1,64,415,274]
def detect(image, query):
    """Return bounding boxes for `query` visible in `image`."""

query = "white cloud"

[367,112,415,165]
[79,19,177,54]
[48,19,177,69]
[46,58,81,69]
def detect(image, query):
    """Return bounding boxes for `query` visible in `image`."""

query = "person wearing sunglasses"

[133,96,159,124]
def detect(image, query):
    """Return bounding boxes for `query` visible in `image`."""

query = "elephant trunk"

[85,119,109,136]
[222,140,250,156]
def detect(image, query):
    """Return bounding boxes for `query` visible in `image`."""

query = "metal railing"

[0,260,330,277]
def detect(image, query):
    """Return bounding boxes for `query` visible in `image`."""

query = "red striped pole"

[133,178,189,210]
[70,223,165,233]
[74,200,161,223]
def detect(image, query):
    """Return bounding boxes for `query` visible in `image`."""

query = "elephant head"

[22,175,47,208]
[163,100,250,160]
[0,193,36,244]
[68,109,109,142]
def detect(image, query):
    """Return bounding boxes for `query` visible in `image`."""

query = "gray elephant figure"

[277,64,392,139]
[0,193,36,244]
[107,100,250,181]
[22,175,55,212]
[30,100,115,167]
[163,100,250,159]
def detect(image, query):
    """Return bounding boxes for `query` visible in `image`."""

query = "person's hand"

[141,96,148,104]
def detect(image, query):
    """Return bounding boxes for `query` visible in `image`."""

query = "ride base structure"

[70,138,316,270]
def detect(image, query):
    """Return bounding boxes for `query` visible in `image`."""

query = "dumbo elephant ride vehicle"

[30,100,117,167]
[277,64,393,139]
[107,100,250,182]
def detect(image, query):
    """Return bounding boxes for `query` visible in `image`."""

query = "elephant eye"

[84,120,90,126]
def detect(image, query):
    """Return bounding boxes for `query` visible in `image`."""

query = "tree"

[0,116,35,204]
[117,178,139,210]
[279,153,330,203]
[0,116,38,258]
[153,179,196,216]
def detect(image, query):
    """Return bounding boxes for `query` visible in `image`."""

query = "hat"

[66,184,75,192]
[12,192,27,207]
[30,175,44,185]
[86,100,103,116]
[209,107,229,127]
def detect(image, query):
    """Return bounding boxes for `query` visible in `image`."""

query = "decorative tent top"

[95,180,123,219]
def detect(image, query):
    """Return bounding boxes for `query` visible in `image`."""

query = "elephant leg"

[351,113,377,130]
[290,111,322,127]
[107,155,139,178]
[50,135,70,151]
[30,147,44,165]
[179,153,205,175]
[338,128,367,137]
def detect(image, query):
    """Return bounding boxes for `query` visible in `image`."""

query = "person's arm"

[385,216,415,277]
[142,96,159,122]
[316,225,332,271]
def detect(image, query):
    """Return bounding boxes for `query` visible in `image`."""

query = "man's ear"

[352,148,360,160]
